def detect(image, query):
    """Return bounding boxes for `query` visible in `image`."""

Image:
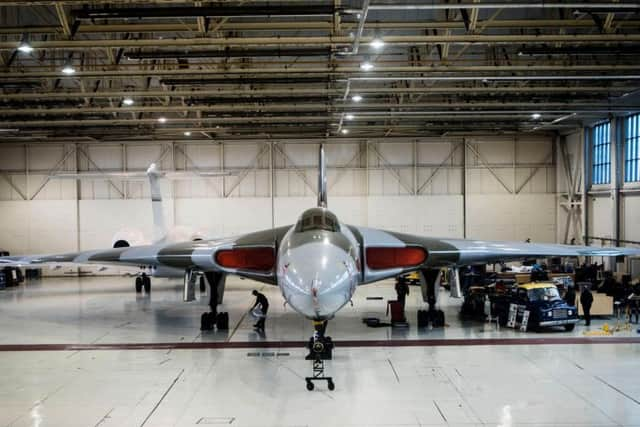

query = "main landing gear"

[417,269,446,328]
[199,272,229,331]
[305,320,335,391]
[135,272,151,293]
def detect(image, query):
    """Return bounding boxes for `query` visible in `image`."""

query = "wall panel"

[0,136,561,271]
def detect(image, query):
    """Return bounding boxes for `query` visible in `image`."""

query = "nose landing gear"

[135,273,151,293]
[304,320,335,391]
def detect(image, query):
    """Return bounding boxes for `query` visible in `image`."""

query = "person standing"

[564,285,576,307]
[580,284,594,326]
[251,289,269,330]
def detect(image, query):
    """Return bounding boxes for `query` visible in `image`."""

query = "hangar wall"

[0,136,557,263]
[556,125,640,274]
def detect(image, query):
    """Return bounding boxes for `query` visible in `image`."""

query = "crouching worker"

[251,289,269,331]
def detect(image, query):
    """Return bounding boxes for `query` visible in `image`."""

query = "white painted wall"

[0,137,558,270]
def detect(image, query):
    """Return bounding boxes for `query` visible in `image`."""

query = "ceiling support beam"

[1,86,634,101]
[3,33,640,50]
[53,3,72,37]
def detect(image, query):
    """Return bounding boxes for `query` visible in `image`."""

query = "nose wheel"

[304,321,335,391]
[135,274,151,293]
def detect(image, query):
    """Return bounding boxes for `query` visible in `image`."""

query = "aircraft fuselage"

[277,208,360,320]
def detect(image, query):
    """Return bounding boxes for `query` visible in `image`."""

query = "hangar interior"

[1,1,640,426]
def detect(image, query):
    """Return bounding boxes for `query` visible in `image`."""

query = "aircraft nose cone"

[278,241,357,319]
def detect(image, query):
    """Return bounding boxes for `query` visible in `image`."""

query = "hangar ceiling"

[0,1,639,142]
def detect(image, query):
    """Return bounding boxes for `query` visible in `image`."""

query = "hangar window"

[625,113,640,183]
[592,121,611,185]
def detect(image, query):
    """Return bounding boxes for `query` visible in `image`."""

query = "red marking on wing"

[215,247,275,271]
[365,246,427,270]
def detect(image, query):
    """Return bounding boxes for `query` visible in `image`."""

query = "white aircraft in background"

[45,164,232,290]
[2,145,639,339]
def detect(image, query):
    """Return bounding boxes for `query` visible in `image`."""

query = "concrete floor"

[1,276,640,426]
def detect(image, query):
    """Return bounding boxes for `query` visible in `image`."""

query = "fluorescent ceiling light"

[345,113,355,120]
[360,61,374,71]
[351,94,363,102]
[531,113,542,119]
[370,38,385,49]
[341,128,349,134]
[183,131,191,136]
[157,117,167,123]
[61,65,76,75]
[17,43,33,53]
[122,97,134,106]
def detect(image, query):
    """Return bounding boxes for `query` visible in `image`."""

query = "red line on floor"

[0,337,638,352]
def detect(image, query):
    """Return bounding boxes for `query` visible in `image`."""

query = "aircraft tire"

[200,312,213,331]
[135,277,143,293]
[327,380,335,391]
[199,276,206,292]
[433,310,445,327]
[306,381,314,391]
[216,312,229,330]
[143,276,151,293]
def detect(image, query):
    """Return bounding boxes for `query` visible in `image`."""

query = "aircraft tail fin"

[317,144,327,208]
[146,163,167,243]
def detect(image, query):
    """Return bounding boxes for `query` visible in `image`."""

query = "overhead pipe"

[1,86,636,101]
[159,76,333,86]
[6,104,635,116]
[351,75,640,81]
[72,5,336,19]
[125,48,332,59]
[345,2,640,12]
[4,33,640,50]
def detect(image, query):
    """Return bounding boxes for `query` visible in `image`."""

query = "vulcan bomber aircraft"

[2,145,639,334]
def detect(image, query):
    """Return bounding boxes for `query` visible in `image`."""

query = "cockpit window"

[295,208,340,233]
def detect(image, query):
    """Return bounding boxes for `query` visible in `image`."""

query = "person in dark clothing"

[580,285,594,326]
[395,277,410,312]
[564,285,576,307]
[251,290,269,330]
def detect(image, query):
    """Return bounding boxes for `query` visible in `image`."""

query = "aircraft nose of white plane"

[278,241,358,320]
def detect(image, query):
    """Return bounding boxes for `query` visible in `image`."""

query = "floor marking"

[226,306,250,342]
[93,408,114,427]
[196,417,235,425]
[65,350,80,359]
[387,358,400,383]
[433,400,447,423]
[594,375,640,406]
[2,336,639,352]
[140,368,184,427]
[115,321,132,329]
[522,354,620,426]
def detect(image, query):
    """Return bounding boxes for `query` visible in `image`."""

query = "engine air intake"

[365,247,427,270]
[215,247,275,271]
